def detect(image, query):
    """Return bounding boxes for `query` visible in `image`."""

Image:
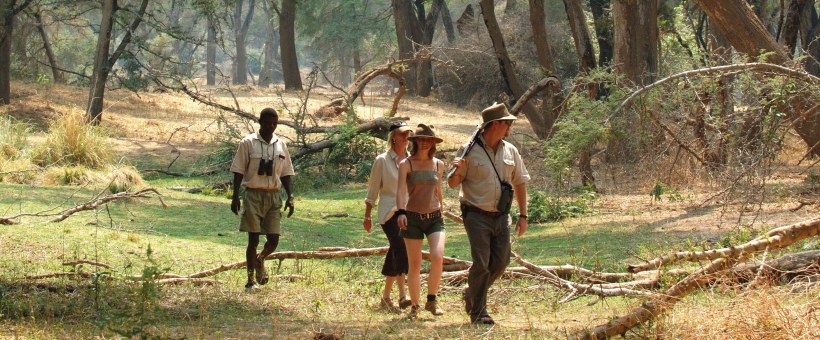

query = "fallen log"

[577,216,820,339]
[62,260,112,269]
[627,216,820,273]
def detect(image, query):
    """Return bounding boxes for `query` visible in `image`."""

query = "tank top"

[406,158,441,214]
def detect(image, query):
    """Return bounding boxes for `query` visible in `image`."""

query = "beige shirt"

[454,136,530,212]
[230,132,296,190]
[365,150,408,224]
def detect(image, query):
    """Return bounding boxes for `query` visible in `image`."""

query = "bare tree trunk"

[441,0,456,43]
[612,0,659,86]
[86,0,115,124]
[416,0,443,97]
[280,0,302,90]
[590,0,613,67]
[781,0,809,57]
[338,49,351,86]
[693,0,820,155]
[206,23,216,86]
[259,1,280,88]
[392,0,420,95]
[479,0,552,138]
[456,4,475,37]
[528,0,557,74]
[232,0,255,85]
[0,0,17,105]
[32,10,61,83]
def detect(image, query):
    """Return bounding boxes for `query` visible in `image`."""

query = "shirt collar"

[254,131,279,145]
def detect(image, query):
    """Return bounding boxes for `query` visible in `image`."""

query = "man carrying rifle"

[447,103,530,325]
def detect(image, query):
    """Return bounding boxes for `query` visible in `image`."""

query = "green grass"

[1,177,814,338]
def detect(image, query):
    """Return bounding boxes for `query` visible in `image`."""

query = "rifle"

[446,125,483,179]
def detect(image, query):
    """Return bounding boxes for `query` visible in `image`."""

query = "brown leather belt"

[246,187,278,192]
[408,210,442,220]
[460,204,506,218]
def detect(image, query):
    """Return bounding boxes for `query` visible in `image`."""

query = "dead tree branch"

[628,216,820,273]
[509,75,562,115]
[50,188,166,222]
[579,216,820,339]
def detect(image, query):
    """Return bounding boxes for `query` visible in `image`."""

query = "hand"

[363,218,372,233]
[284,196,295,218]
[451,157,465,170]
[397,215,408,230]
[230,196,241,215]
[515,217,528,237]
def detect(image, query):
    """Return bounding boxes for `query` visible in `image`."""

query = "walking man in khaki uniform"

[447,103,530,324]
[230,108,295,290]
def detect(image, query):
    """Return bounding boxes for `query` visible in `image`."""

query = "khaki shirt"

[454,136,530,212]
[365,150,408,224]
[230,132,296,190]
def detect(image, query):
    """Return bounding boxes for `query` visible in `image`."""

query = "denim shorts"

[400,211,445,239]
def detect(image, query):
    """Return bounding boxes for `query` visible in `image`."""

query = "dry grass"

[1,80,818,338]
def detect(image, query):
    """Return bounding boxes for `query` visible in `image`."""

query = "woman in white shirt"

[363,121,414,312]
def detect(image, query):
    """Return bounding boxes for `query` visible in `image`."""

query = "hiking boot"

[379,297,400,313]
[398,297,412,309]
[407,305,420,319]
[424,300,444,316]
[255,255,269,285]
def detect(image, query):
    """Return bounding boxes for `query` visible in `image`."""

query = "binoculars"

[257,158,274,176]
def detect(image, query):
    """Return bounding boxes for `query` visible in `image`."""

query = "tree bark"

[563,0,597,74]
[232,0,255,85]
[590,0,613,67]
[0,0,17,105]
[528,0,557,74]
[87,0,148,124]
[392,0,420,95]
[781,0,809,57]
[280,0,302,90]
[693,0,820,155]
[259,0,280,87]
[31,10,61,83]
[455,4,475,37]
[479,0,553,138]
[441,0,456,43]
[612,0,659,86]
[416,0,443,97]
[86,0,116,124]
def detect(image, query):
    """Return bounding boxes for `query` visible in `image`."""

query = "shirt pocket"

[502,155,515,181]
[248,149,264,175]
[273,150,286,175]
[468,158,490,179]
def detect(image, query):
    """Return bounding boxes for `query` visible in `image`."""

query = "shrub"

[43,165,95,186]
[33,110,111,168]
[0,116,30,160]
[528,189,596,223]
[0,158,39,184]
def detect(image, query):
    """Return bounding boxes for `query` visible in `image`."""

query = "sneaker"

[255,255,269,285]
[424,300,444,316]
[379,297,400,313]
[407,305,420,319]
[398,297,412,309]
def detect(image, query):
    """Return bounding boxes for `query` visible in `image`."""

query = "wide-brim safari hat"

[407,123,443,143]
[388,120,413,134]
[480,103,517,127]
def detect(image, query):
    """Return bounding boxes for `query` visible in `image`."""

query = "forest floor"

[0,81,818,339]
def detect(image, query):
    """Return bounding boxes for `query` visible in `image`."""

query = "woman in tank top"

[396,124,446,319]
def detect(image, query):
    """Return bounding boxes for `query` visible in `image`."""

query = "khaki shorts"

[240,188,282,234]
[400,212,445,239]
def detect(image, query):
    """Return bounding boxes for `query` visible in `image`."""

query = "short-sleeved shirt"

[230,132,296,190]
[454,136,530,212]
[365,150,407,225]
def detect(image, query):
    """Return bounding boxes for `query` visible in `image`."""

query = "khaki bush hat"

[389,120,413,133]
[480,103,517,127]
[407,123,443,143]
